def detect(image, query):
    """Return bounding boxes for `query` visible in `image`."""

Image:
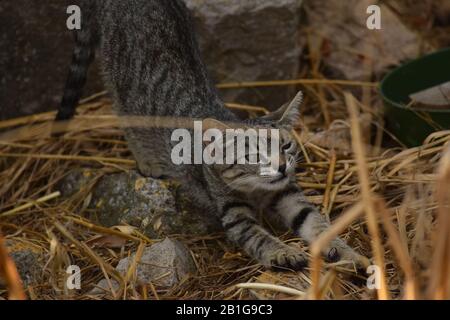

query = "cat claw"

[265,247,308,271]
[326,241,371,271]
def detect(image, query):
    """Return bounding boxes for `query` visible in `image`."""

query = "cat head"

[206,91,303,192]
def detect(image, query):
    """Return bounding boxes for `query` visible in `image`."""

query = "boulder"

[0,0,304,120]
[58,168,95,198]
[304,0,424,80]
[3,242,42,288]
[186,0,304,110]
[434,0,450,26]
[92,238,196,293]
[90,171,178,237]
[0,0,104,121]
[59,170,222,237]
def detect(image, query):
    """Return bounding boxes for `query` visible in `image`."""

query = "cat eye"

[282,142,293,152]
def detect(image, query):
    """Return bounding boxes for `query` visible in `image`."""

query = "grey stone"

[1,0,304,120]
[59,170,221,237]
[185,0,304,110]
[7,248,41,287]
[0,0,104,121]
[304,0,423,80]
[92,238,196,293]
[91,171,178,237]
[434,0,450,26]
[58,168,94,197]
[118,238,196,287]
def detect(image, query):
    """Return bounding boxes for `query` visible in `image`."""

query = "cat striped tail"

[56,0,99,121]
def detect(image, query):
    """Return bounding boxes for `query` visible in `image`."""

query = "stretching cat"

[56,0,366,270]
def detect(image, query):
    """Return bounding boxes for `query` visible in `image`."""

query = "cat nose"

[278,164,287,175]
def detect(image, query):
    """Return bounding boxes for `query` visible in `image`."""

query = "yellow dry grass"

[0,77,448,300]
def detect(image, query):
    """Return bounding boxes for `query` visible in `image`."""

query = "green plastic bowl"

[380,48,450,147]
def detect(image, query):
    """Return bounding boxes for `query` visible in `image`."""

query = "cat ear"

[262,91,303,126]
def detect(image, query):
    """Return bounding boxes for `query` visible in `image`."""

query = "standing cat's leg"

[124,127,169,179]
[220,202,307,270]
[271,185,366,266]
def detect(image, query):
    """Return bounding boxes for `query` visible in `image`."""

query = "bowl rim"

[380,47,450,114]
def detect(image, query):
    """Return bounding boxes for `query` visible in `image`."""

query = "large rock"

[59,170,221,237]
[0,0,104,121]
[9,250,41,287]
[91,171,178,237]
[92,238,196,293]
[2,241,42,288]
[434,0,450,26]
[0,0,303,120]
[58,168,95,198]
[117,238,196,288]
[304,0,424,80]
[385,0,450,28]
[186,0,304,110]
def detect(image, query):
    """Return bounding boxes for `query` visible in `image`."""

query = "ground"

[0,85,448,299]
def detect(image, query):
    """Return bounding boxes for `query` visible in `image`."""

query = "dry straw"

[0,76,449,299]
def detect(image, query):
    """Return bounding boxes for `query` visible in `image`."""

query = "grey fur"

[57,0,364,270]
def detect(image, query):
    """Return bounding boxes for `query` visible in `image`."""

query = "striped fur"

[57,0,98,121]
[57,0,365,270]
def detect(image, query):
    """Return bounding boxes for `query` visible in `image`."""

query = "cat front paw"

[325,239,370,271]
[263,246,308,271]
[137,162,167,179]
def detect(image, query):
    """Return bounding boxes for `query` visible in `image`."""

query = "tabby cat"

[56,0,366,270]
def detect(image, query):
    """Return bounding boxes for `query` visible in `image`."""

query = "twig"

[0,153,135,166]
[0,191,61,218]
[235,283,305,297]
[217,79,378,89]
[322,150,337,219]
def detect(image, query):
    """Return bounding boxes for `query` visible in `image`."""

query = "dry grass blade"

[0,191,61,218]
[122,242,146,299]
[52,221,123,298]
[374,198,417,299]
[235,283,305,297]
[217,79,378,89]
[0,74,448,300]
[0,153,136,166]
[322,150,337,219]
[345,92,390,300]
[427,144,450,299]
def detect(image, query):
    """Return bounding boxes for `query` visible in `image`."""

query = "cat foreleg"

[272,186,368,268]
[220,202,307,270]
